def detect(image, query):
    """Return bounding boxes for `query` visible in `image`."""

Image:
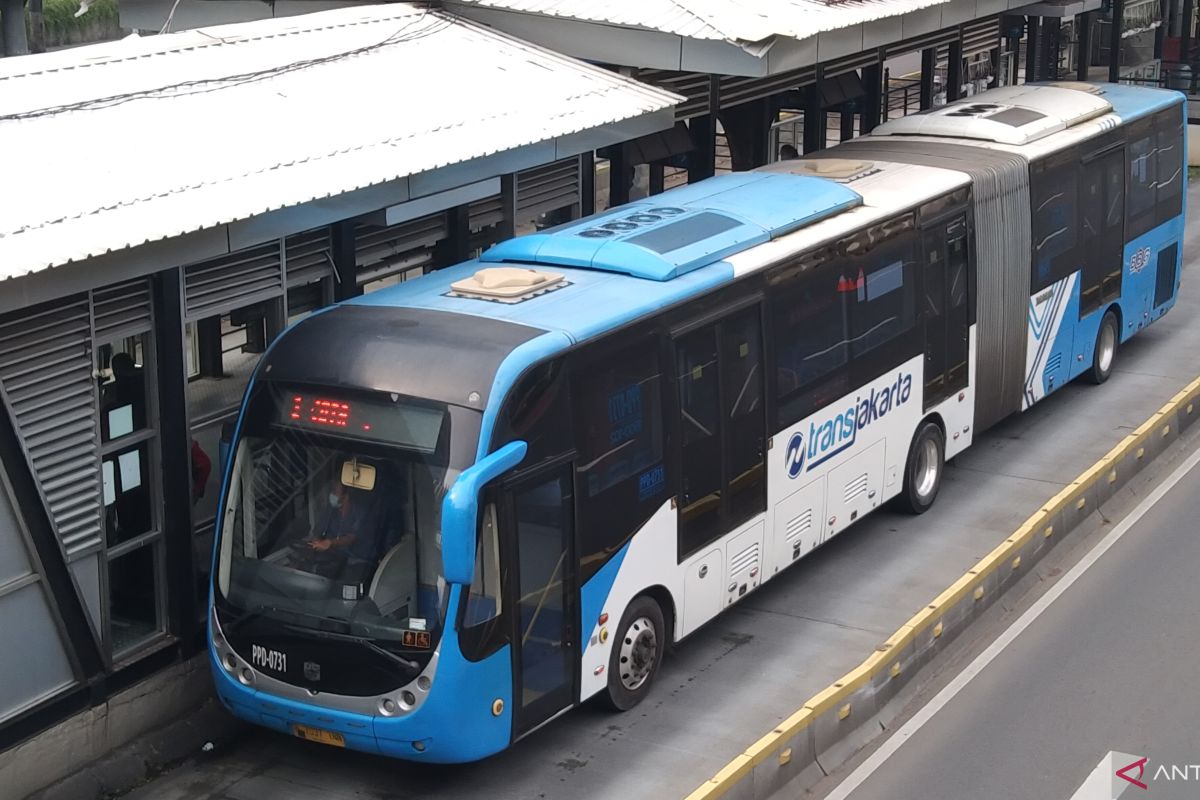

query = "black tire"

[897,421,945,515]
[603,595,665,712]
[1085,310,1119,385]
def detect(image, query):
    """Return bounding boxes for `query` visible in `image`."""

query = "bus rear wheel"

[603,595,665,712]
[1085,310,1119,385]
[898,421,944,515]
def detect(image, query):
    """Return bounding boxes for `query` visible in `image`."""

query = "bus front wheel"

[1085,310,1119,385]
[898,421,944,515]
[603,595,665,712]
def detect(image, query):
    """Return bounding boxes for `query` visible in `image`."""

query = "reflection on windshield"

[217,419,457,650]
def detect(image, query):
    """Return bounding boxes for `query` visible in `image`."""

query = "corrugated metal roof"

[0,4,681,282]
[449,0,953,44]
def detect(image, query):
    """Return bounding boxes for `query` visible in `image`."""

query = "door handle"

[699,565,708,578]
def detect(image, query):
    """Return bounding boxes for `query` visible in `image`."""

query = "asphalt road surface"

[124,188,1200,800]
[820,442,1200,800]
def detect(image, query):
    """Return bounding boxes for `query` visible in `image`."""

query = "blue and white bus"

[209,82,1185,763]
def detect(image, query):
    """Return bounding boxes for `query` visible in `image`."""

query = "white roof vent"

[448,266,567,303]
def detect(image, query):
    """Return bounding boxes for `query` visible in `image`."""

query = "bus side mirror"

[441,441,527,586]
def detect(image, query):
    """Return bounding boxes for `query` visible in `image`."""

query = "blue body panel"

[1037,92,1187,397]
[579,541,631,657]
[211,586,516,763]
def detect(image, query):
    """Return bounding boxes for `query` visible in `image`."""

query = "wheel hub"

[618,617,658,691]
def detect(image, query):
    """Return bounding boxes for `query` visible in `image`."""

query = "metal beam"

[330,221,360,302]
[861,63,882,133]
[1026,16,1042,83]
[803,77,826,153]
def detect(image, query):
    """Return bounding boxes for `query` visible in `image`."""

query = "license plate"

[292,724,345,748]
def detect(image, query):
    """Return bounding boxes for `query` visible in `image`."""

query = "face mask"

[328,493,342,509]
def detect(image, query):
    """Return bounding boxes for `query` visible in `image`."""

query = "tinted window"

[574,339,668,583]
[675,327,723,553]
[1030,149,1080,292]
[1127,119,1157,238]
[1156,107,1184,224]
[840,214,918,360]
[493,359,572,468]
[771,248,851,428]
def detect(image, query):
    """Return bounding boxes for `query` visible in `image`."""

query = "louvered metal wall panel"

[92,278,152,341]
[469,195,505,231]
[285,228,333,287]
[516,158,580,221]
[0,298,102,559]
[825,51,879,78]
[355,212,447,273]
[962,16,1000,56]
[184,241,284,321]
[720,65,817,109]
[640,70,713,119]
[884,27,960,59]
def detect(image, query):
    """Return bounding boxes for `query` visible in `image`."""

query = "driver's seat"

[368,537,417,617]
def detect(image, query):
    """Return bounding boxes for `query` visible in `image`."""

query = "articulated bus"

[209,83,1185,762]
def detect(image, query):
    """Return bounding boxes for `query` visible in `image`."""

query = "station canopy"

[0,3,682,282]
[446,0,964,74]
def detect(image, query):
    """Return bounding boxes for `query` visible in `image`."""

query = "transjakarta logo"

[785,372,913,478]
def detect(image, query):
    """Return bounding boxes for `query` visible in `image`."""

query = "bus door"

[921,214,971,409]
[672,303,767,610]
[1080,144,1126,317]
[503,462,577,737]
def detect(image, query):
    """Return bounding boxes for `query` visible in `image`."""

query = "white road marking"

[824,444,1200,800]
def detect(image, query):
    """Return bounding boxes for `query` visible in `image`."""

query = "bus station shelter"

[0,5,680,790]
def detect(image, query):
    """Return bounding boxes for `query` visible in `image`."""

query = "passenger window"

[1127,121,1157,238]
[493,358,571,466]
[1156,108,1184,225]
[1030,150,1080,292]
[841,215,917,361]
[771,249,851,428]
[573,340,668,583]
[464,503,503,627]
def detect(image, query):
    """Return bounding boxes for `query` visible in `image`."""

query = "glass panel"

[720,309,765,528]
[98,335,150,443]
[514,471,572,723]
[773,268,851,426]
[103,441,154,547]
[464,504,502,627]
[215,384,477,653]
[108,542,162,655]
[676,327,723,556]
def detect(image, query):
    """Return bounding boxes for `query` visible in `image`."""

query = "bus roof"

[349,161,964,343]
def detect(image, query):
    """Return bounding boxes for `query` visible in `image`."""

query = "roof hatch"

[480,172,861,281]
[448,266,567,303]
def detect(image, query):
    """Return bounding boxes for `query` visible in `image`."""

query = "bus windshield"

[215,382,480,660]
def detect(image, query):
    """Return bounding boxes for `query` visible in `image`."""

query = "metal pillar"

[839,107,856,141]
[330,220,360,301]
[649,163,665,195]
[1042,17,1062,80]
[687,77,719,183]
[803,78,826,153]
[920,47,936,109]
[947,41,964,101]
[1026,16,1042,82]
[1077,11,1094,80]
[861,63,883,132]
[610,144,633,206]
[1156,0,1168,58]
[435,204,472,267]
[1109,0,1125,83]
[152,267,199,647]
[195,317,223,378]
[579,151,595,217]
[1181,0,1193,63]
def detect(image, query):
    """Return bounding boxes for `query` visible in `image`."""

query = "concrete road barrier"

[685,374,1200,800]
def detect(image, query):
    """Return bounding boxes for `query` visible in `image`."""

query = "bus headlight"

[239,668,254,686]
[224,653,237,672]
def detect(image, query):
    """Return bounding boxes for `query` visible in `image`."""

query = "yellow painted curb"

[685,372,1200,799]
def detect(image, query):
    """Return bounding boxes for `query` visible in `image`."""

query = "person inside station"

[779,144,799,161]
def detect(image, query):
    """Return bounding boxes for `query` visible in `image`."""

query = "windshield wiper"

[280,623,422,676]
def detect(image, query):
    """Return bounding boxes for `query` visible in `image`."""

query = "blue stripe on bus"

[579,540,631,658]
